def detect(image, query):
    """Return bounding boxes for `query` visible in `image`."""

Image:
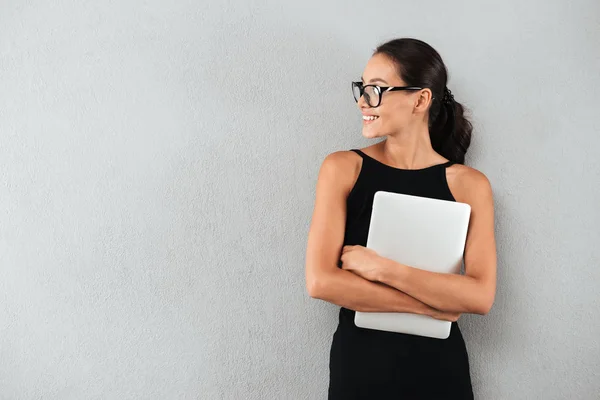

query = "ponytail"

[429,92,472,164]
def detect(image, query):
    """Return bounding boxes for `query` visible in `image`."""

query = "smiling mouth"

[363,115,379,123]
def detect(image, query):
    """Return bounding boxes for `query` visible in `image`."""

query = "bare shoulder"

[318,150,363,195]
[446,164,493,205]
[321,150,362,171]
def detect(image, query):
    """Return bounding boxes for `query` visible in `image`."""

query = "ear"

[414,88,433,113]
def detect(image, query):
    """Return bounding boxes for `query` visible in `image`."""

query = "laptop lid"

[354,191,471,339]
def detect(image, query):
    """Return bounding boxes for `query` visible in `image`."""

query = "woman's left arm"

[342,168,497,315]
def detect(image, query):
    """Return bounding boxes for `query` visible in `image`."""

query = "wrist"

[377,257,406,286]
[374,256,391,283]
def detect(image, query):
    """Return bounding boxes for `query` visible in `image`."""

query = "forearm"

[377,258,493,315]
[310,268,436,315]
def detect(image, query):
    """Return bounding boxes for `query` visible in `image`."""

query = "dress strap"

[350,149,366,158]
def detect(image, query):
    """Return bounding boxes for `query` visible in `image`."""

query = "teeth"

[363,115,379,121]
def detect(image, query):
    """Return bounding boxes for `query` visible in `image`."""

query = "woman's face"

[357,53,422,139]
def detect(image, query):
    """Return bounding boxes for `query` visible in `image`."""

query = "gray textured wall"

[1,0,599,399]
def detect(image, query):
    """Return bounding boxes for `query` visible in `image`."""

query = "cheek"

[380,103,409,125]
[378,109,399,126]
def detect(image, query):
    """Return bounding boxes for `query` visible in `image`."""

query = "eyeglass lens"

[352,84,379,107]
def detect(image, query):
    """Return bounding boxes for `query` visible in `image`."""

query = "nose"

[357,93,370,109]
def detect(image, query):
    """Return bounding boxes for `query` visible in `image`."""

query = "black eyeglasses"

[352,81,423,108]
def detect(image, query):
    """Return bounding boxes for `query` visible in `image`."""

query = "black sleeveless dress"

[328,149,474,399]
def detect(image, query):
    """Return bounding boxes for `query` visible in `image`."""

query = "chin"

[362,127,385,139]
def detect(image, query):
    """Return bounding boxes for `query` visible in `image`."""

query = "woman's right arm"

[304,151,458,321]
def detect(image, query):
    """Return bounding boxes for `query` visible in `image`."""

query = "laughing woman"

[305,38,497,399]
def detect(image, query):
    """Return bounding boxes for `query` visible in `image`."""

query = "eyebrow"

[361,76,389,84]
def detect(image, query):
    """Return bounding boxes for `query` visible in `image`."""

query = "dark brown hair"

[374,38,472,164]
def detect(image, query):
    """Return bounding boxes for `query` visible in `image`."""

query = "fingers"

[342,245,356,253]
[339,254,350,270]
[442,312,461,322]
[430,309,461,322]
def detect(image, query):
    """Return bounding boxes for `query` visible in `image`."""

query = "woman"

[305,38,497,399]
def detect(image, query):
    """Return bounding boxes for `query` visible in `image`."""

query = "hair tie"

[442,87,454,105]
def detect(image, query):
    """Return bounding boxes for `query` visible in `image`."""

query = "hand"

[429,308,461,322]
[340,245,382,282]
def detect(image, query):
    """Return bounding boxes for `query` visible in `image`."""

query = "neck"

[378,124,444,169]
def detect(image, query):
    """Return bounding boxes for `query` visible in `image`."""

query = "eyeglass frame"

[351,81,423,108]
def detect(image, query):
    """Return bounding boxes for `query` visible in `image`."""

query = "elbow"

[466,280,495,315]
[306,275,324,299]
[306,272,334,300]
[473,295,495,316]
[306,279,321,299]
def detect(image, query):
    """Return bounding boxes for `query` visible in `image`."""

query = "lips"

[362,115,379,124]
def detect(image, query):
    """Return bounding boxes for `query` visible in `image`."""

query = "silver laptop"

[354,191,471,339]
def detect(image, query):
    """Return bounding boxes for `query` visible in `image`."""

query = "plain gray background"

[1,0,599,399]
